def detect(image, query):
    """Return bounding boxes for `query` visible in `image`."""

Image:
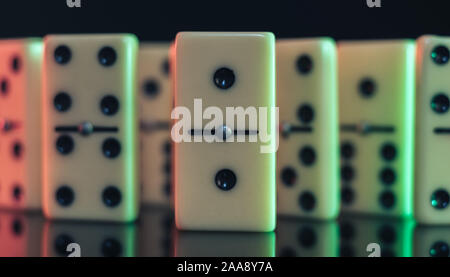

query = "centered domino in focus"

[173,32,277,232]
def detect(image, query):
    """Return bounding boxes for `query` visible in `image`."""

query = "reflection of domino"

[0,211,44,257]
[414,226,450,257]
[42,221,136,257]
[175,231,275,257]
[276,218,338,257]
[0,39,42,210]
[174,32,276,232]
[340,216,414,257]
[138,207,175,257]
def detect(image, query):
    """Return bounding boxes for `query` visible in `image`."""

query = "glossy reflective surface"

[0,207,446,257]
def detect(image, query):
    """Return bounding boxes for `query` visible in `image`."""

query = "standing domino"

[338,40,415,217]
[277,38,339,219]
[42,34,139,222]
[0,39,42,210]
[173,32,277,232]
[415,35,450,224]
[139,43,173,206]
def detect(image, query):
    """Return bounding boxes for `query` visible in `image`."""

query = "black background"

[0,0,449,41]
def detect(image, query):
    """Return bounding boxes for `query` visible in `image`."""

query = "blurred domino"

[138,43,173,207]
[277,38,339,220]
[42,34,139,222]
[338,40,415,217]
[415,35,450,224]
[0,39,42,210]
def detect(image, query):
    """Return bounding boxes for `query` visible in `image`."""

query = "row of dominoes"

[0,33,448,231]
